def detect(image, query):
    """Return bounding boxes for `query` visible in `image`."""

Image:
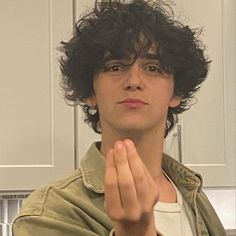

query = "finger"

[104,149,123,219]
[124,139,159,204]
[123,140,149,196]
[113,141,138,210]
[124,139,158,183]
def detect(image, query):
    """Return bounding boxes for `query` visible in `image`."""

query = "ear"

[169,95,181,108]
[84,95,97,107]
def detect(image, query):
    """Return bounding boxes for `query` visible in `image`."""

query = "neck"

[100,125,166,178]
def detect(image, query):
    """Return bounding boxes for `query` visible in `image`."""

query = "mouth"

[117,98,149,108]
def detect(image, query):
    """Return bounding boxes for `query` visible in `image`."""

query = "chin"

[115,124,150,135]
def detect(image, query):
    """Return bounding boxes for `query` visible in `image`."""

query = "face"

[86,55,181,136]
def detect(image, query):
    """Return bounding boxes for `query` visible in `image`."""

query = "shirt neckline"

[154,171,183,213]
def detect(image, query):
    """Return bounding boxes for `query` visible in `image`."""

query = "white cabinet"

[0,0,75,191]
[165,0,236,187]
[1,0,233,190]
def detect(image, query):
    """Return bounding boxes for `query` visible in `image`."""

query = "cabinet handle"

[177,122,183,163]
[173,116,183,163]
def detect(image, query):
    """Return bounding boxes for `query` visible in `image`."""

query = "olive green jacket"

[12,142,226,236]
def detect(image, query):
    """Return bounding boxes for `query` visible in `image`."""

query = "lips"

[118,98,149,108]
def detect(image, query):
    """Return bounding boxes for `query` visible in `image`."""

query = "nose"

[123,64,145,91]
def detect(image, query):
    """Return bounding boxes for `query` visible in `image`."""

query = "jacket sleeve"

[12,215,106,236]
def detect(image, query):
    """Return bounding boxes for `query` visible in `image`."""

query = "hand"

[104,139,159,236]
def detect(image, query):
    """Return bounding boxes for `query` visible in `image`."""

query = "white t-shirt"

[154,174,197,236]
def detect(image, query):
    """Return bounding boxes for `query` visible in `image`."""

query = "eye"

[144,64,163,74]
[107,65,122,72]
[103,61,127,74]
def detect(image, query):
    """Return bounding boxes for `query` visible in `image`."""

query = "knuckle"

[107,209,123,221]
[142,204,152,214]
[133,172,145,182]
[120,179,133,189]
[105,178,117,188]
[126,210,141,221]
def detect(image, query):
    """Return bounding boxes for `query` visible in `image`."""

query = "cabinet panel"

[75,0,101,165]
[0,0,75,190]
[166,0,236,186]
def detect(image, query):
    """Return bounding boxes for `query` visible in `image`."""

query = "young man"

[12,0,226,235]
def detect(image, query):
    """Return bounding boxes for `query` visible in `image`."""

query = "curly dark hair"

[59,0,210,137]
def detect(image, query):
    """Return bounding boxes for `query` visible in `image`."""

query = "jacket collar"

[162,153,203,200]
[80,142,203,196]
[80,142,105,193]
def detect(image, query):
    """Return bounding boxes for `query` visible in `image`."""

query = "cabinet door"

[165,0,236,187]
[75,0,101,165]
[0,0,75,191]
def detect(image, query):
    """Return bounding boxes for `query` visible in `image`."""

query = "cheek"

[152,83,176,109]
[156,81,174,99]
[164,80,175,100]
[93,87,112,111]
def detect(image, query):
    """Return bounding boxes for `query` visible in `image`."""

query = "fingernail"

[114,140,124,150]
[124,139,132,147]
